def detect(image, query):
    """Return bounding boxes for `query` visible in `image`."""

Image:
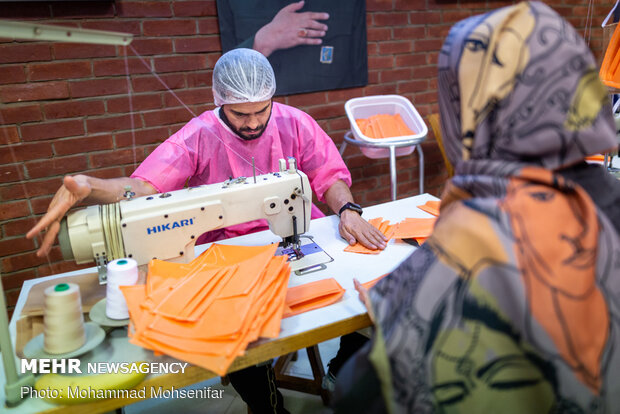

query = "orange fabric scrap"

[356,114,415,139]
[391,217,437,239]
[283,278,345,318]
[417,200,441,216]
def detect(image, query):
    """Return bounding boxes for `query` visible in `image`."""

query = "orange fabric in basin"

[356,114,415,139]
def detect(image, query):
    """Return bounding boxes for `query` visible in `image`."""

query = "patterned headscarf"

[438,1,618,170]
[334,3,620,414]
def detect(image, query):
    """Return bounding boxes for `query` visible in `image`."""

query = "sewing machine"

[56,157,329,282]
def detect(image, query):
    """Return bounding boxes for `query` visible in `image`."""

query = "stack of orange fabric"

[356,114,416,139]
[120,243,291,376]
[344,217,397,254]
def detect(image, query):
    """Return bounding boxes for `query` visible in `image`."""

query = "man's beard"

[219,107,271,141]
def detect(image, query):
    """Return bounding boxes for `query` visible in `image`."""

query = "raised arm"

[26,174,157,257]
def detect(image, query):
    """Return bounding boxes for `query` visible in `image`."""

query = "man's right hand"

[26,175,92,257]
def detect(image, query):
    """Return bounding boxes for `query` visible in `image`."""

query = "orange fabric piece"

[600,23,620,88]
[585,154,605,162]
[417,200,441,216]
[391,218,437,239]
[344,217,395,254]
[356,113,416,139]
[283,278,345,318]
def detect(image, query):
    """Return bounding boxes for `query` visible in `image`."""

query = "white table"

[1,194,438,413]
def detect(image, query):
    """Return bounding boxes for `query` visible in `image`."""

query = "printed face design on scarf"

[459,5,534,159]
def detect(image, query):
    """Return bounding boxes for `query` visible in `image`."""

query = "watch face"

[340,202,363,216]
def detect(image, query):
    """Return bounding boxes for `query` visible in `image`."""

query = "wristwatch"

[338,202,363,217]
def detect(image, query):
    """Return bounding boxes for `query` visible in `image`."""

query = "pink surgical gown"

[131,102,351,243]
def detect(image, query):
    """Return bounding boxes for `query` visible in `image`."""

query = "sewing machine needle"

[252,157,256,184]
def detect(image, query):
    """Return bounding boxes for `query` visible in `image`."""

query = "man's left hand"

[339,210,387,250]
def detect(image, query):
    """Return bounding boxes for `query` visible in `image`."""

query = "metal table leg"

[389,145,397,201]
[417,144,424,194]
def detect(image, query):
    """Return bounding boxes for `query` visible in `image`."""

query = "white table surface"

[1,193,438,412]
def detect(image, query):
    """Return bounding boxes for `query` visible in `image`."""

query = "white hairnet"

[212,48,276,106]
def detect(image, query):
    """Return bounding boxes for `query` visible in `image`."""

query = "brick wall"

[0,0,610,312]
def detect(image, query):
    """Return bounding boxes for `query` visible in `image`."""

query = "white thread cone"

[106,258,138,320]
[43,283,86,354]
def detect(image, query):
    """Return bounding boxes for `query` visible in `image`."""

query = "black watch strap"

[338,202,363,217]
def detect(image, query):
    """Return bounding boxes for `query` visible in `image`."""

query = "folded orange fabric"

[417,200,441,216]
[283,278,345,318]
[391,217,437,239]
[344,217,395,255]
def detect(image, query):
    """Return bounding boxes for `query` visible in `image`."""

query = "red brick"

[0,200,30,220]
[0,81,69,103]
[442,10,473,23]
[0,142,52,164]
[414,39,443,52]
[143,19,196,36]
[44,100,105,119]
[117,1,173,17]
[198,18,220,34]
[328,117,351,132]
[413,66,437,79]
[351,177,379,193]
[0,65,26,84]
[412,91,437,105]
[394,26,425,41]
[86,114,142,134]
[0,164,25,184]
[163,88,212,107]
[107,94,163,113]
[2,217,38,238]
[0,236,36,256]
[206,53,221,69]
[132,74,186,92]
[0,43,52,64]
[367,0,394,11]
[306,103,345,121]
[326,87,365,103]
[81,20,142,35]
[0,126,19,145]
[365,84,398,96]
[129,38,174,56]
[38,261,90,277]
[21,120,84,141]
[380,68,412,83]
[373,13,409,27]
[368,28,392,42]
[143,108,192,127]
[409,12,441,25]
[2,249,63,273]
[369,56,394,70]
[395,53,427,67]
[174,37,221,53]
[54,135,114,155]
[186,71,213,88]
[116,127,169,147]
[428,24,453,38]
[0,104,42,124]
[0,177,61,200]
[26,156,88,179]
[88,166,126,179]
[70,78,128,98]
[379,41,413,55]
[53,43,117,60]
[1,269,38,290]
[427,52,439,66]
[368,71,379,84]
[93,58,151,77]
[89,149,141,168]
[395,0,426,11]
[174,0,217,16]
[154,55,207,73]
[397,79,429,94]
[50,2,114,18]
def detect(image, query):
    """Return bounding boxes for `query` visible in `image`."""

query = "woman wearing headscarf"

[333,2,620,413]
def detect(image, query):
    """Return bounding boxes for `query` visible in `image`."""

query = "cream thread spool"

[106,258,139,320]
[43,283,86,354]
